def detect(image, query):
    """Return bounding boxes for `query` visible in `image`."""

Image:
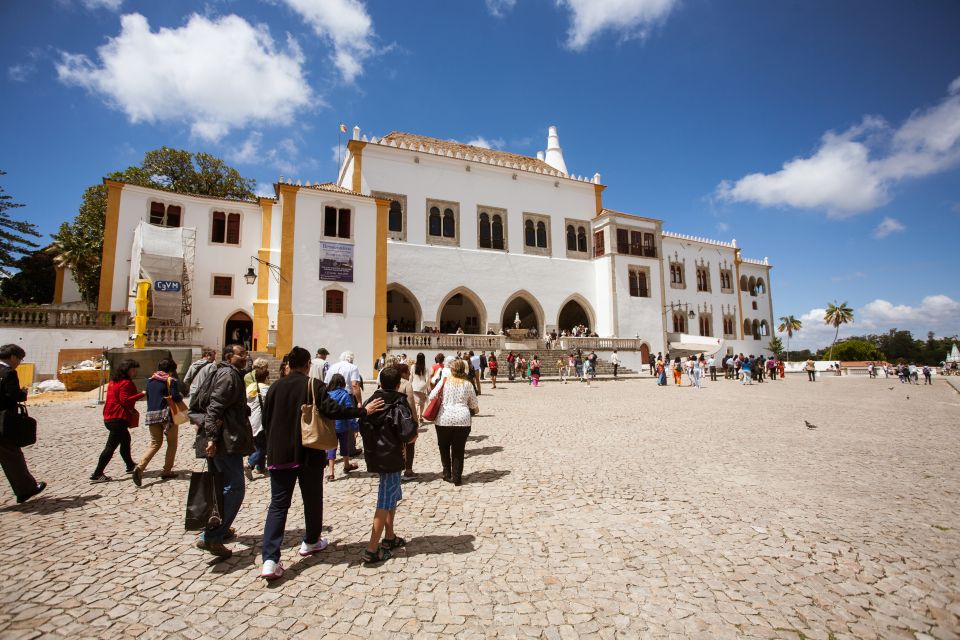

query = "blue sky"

[2,0,959,348]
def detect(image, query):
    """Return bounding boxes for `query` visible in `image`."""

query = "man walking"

[259,347,383,579]
[610,349,620,378]
[0,344,46,504]
[805,358,816,382]
[196,344,254,559]
[185,347,217,397]
[309,347,330,380]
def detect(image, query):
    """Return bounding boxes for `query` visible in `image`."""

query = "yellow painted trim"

[372,197,389,376]
[253,198,273,352]
[97,180,124,314]
[656,222,668,353]
[734,249,745,340]
[593,184,605,216]
[53,267,65,305]
[276,185,299,356]
[349,140,367,193]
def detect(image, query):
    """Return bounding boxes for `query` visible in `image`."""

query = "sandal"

[360,547,392,566]
[380,536,406,550]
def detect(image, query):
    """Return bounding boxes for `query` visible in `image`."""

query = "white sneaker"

[260,559,284,580]
[299,538,329,557]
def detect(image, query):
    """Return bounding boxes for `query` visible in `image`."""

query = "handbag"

[0,404,37,447]
[422,379,444,422]
[165,377,189,426]
[184,461,224,531]
[300,375,338,450]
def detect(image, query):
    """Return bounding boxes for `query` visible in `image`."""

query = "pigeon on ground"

[888,387,894,390]
[804,420,817,430]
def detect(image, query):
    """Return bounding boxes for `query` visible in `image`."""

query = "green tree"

[777,315,802,362]
[0,249,55,304]
[827,338,882,362]
[768,336,784,359]
[0,170,41,275]
[51,149,256,305]
[824,301,854,361]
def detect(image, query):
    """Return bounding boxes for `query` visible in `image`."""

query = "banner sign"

[318,242,354,282]
[154,280,182,292]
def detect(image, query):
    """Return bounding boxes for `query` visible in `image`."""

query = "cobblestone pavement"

[1,374,959,639]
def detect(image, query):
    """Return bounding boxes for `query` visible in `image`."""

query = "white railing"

[0,306,130,329]
[387,333,649,352]
[140,325,204,346]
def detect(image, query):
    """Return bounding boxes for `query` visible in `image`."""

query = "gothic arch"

[500,289,545,333]
[436,286,487,333]
[556,293,596,332]
[386,282,422,331]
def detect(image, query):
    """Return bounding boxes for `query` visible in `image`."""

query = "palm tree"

[777,315,802,362]
[824,301,854,361]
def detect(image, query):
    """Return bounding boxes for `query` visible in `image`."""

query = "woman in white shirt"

[427,358,478,486]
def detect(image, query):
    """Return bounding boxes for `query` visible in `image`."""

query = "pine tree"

[0,170,41,275]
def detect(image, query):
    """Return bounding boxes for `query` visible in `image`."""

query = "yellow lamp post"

[133,279,151,349]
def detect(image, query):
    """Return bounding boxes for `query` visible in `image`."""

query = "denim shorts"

[376,472,402,510]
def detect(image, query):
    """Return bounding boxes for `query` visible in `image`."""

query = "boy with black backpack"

[359,366,418,565]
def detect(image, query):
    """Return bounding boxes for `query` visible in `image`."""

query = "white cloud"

[785,295,960,349]
[56,13,314,141]
[7,64,32,82]
[465,136,506,149]
[872,216,905,239]
[715,221,729,233]
[558,0,678,51]
[228,131,263,165]
[485,0,516,17]
[81,0,123,10]
[830,271,865,283]
[717,77,960,217]
[280,0,375,82]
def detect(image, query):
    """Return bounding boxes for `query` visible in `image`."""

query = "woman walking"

[487,352,499,389]
[395,363,419,479]
[91,359,144,482]
[244,366,270,480]
[410,353,432,424]
[530,355,541,387]
[428,359,478,486]
[132,359,182,486]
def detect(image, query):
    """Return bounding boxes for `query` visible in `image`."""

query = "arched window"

[740,275,749,291]
[699,314,712,337]
[525,220,536,246]
[760,320,769,336]
[757,278,766,294]
[673,312,686,333]
[744,319,751,335]
[752,319,760,339]
[478,212,491,248]
[442,208,455,238]
[536,221,547,248]
[566,225,576,251]
[576,226,587,252]
[491,215,504,249]
[428,206,441,237]
[749,276,757,297]
[388,200,403,233]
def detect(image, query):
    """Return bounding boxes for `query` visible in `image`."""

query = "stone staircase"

[249,351,285,381]
[495,349,639,377]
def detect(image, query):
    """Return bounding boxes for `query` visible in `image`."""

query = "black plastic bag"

[184,465,224,531]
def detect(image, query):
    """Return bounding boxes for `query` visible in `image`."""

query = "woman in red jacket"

[91,359,143,482]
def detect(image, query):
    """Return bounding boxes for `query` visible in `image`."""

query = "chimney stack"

[536,151,545,161]
[352,125,360,141]
[543,125,568,175]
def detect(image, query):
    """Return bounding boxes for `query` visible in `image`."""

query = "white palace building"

[57,125,774,375]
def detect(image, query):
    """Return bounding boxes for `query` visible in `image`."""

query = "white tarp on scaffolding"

[129,221,195,322]
[668,334,724,357]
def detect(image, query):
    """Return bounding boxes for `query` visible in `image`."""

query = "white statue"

[513,312,521,329]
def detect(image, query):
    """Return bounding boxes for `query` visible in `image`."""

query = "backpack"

[385,399,418,443]
[183,359,211,387]
[188,365,218,417]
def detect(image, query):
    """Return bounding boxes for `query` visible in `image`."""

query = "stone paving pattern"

[1,374,959,639]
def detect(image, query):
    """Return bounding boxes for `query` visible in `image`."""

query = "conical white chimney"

[544,125,568,175]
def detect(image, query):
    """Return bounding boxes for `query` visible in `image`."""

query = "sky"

[2,0,959,350]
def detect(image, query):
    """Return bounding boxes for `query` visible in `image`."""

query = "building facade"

[94,125,774,375]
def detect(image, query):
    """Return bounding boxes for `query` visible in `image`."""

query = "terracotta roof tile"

[379,131,559,175]
[304,182,372,198]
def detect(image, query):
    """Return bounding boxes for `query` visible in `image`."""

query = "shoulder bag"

[300,375,338,450]
[0,373,36,447]
[165,377,190,426]
[422,378,445,422]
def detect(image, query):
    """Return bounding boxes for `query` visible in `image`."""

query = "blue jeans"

[203,452,245,543]
[248,431,266,472]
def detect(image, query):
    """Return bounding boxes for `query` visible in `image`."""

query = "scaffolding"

[129,221,196,326]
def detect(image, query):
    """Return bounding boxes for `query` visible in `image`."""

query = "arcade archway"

[386,284,421,332]
[437,288,486,334]
[224,311,253,350]
[557,296,595,332]
[501,292,542,333]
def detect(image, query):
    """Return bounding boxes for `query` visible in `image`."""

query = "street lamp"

[244,256,285,285]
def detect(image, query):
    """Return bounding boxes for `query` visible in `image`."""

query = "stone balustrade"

[387,333,649,352]
[0,306,130,329]
[140,325,204,347]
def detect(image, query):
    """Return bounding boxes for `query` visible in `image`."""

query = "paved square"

[1,375,959,639]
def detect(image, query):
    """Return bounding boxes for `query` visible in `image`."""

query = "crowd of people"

[647,351,786,387]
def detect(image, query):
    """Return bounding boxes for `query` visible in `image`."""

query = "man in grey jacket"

[196,344,254,559]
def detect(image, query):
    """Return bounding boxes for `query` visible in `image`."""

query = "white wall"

[112,184,263,349]
[61,268,83,304]
[0,327,128,378]
[289,189,378,378]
